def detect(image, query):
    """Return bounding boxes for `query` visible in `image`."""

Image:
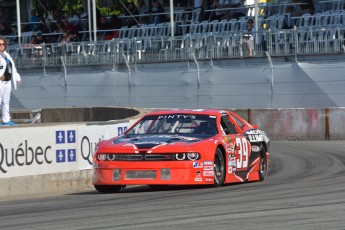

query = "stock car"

[92,109,270,193]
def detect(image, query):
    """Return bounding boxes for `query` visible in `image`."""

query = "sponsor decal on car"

[134,141,167,145]
[228,167,233,174]
[252,145,260,152]
[204,166,214,171]
[228,160,236,167]
[203,161,213,166]
[245,130,269,143]
[158,114,196,120]
[205,178,213,182]
[226,143,235,154]
[195,171,202,181]
[203,171,214,177]
[228,155,236,161]
[193,162,203,168]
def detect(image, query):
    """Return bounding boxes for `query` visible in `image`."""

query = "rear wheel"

[214,148,225,186]
[259,146,268,181]
[94,185,123,193]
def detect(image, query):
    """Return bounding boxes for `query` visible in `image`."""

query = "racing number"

[236,137,249,169]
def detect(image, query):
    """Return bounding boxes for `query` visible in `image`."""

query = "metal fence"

[8,26,345,69]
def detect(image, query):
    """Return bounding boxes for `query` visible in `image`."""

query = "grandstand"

[4,1,345,69]
[1,0,345,111]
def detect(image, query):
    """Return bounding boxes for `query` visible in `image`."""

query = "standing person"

[78,7,88,30]
[0,36,21,126]
[194,0,205,22]
[242,19,257,56]
[29,10,40,31]
[123,2,139,27]
[149,0,167,25]
[137,0,148,24]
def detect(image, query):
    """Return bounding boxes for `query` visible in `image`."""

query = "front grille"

[97,152,199,161]
[125,170,157,179]
[145,154,175,161]
[116,154,143,161]
[115,154,174,161]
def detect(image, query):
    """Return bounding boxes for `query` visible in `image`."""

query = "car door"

[220,113,251,181]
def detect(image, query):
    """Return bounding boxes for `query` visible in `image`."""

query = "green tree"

[33,0,133,18]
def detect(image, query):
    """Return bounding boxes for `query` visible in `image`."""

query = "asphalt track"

[0,141,344,230]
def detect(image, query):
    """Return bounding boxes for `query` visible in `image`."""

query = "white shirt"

[0,51,21,90]
[68,15,80,26]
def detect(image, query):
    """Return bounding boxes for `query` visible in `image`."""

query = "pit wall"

[1,107,344,200]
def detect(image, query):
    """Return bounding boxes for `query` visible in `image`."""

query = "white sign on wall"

[0,122,128,179]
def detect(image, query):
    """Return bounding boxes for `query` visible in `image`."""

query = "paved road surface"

[0,141,344,230]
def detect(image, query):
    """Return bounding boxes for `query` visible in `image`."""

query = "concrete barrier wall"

[249,108,326,140]
[0,120,130,200]
[232,108,345,140]
[328,108,345,140]
[0,170,92,199]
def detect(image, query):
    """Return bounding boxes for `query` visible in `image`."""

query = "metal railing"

[8,26,345,69]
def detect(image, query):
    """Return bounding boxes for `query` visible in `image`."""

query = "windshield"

[127,114,218,135]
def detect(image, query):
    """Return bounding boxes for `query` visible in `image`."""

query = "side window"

[220,115,238,134]
[230,115,245,130]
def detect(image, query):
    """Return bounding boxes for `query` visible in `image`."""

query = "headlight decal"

[175,153,186,160]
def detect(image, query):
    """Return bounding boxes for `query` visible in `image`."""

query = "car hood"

[112,135,202,149]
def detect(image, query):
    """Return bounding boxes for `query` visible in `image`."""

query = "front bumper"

[92,160,215,185]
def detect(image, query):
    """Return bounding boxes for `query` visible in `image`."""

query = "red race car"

[92,109,270,193]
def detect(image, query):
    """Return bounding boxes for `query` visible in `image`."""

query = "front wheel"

[258,146,268,181]
[214,148,225,187]
[94,185,123,193]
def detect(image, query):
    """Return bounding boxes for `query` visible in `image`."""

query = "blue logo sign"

[193,162,203,168]
[56,149,66,163]
[118,126,128,136]
[56,131,65,144]
[67,149,77,162]
[67,130,76,143]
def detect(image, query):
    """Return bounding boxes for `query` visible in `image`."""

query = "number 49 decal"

[236,137,249,169]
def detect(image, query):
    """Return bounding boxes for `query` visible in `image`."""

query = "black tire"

[258,146,268,181]
[214,148,225,187]
[94,185,123,193]
[148,185,169,190]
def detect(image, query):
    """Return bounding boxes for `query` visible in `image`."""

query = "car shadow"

[67,182,247,196]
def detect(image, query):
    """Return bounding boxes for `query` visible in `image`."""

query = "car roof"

[145,109,230,116]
